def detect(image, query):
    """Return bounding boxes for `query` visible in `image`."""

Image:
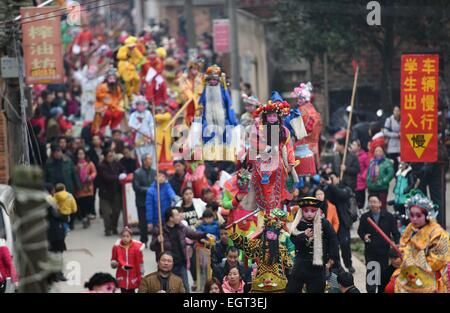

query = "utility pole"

[185,0,196,54]
[323,52,329,127]
[228,0,241,115]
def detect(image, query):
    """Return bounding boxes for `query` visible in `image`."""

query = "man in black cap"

[286,197,340,293]
[337,271,360,293]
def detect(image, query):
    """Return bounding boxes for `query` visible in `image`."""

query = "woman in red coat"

[0,239,18,293]
[111,227,144,293]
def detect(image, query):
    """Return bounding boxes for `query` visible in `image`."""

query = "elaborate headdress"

[187,55,203,70]
[405,190,438,220]
[291,82,313,102]
[156,47,167,59]
[124,36,138,47]
[132,95,148,107]
[236,168,251,192]
[289,196,324,266]
[105,67,118,83]
[255,91,290,117]
[242,94,261,107]
[165,57,178,69]
[205,64,222,81]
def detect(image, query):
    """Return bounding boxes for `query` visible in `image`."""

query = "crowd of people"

[3,7,448,294]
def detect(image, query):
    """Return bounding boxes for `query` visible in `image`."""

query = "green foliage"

[272,0,450,106]
[274,0,450,62]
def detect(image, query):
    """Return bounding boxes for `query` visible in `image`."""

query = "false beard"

[205,84,226,131]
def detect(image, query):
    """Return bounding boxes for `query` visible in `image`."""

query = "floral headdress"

[291,82,313,102]
[255,99,290,117]
[255,91,290,117]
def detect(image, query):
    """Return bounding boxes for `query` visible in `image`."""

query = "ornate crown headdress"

[291,82,313,101]
[405,190,438,220]
[205,64,222,80]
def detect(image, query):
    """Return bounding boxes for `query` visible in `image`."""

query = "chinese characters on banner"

[400,54,439,162]
[21,7,64,84]
[213,19,230,54]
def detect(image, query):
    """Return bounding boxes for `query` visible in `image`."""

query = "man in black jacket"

[323,173,355,273]
[286,197,340,293]
[169,160,187,196]
[357,194,400,293]
[97,149,126,236]
[150,207,208,292]
[332,137,360,191]
[132,153,157,245]
[211,225,229,268]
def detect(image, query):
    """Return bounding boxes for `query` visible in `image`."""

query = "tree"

[273,0,450,108]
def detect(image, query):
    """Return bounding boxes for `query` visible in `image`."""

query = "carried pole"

[151,101,164,252]
[163,99,192,132]
[340,64,359,181]
[367,217,402,259]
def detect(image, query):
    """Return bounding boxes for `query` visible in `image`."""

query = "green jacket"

[366,158,394,191]
[393,167,415,205]
[45,156,81,195]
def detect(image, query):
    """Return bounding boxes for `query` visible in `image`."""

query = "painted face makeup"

[409,206,427,228]
[266,112,278,124]
[302,206,318,221]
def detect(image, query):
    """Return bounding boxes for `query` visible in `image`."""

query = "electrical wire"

[0,0,102,26]
[18,0,125,26]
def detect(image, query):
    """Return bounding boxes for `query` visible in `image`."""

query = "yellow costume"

[117,36,146,97]
[155,111,172,161]
[178,63,204,126]
[394,220,450,293]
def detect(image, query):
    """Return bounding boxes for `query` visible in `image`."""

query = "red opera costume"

[248,92,296,214]
[291,82,322,169]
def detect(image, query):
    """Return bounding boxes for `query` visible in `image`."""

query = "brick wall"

[0,111,8,184]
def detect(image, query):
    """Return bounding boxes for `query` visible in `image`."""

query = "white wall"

[237,9,269,103]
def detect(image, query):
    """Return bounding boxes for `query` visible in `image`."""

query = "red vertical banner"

[21,7,64,84]
[213,19,230,54]
[400,54,439,162]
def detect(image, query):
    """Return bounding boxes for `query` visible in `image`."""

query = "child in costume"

[392,191,450,293]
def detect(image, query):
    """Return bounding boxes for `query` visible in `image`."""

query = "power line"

[19,0,124,26]
[0,0,122,27]
[0,0,101,26]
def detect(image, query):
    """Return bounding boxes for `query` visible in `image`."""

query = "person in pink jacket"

[0,239,18,293]
[222,266,245,293]
[351,139,370,211]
